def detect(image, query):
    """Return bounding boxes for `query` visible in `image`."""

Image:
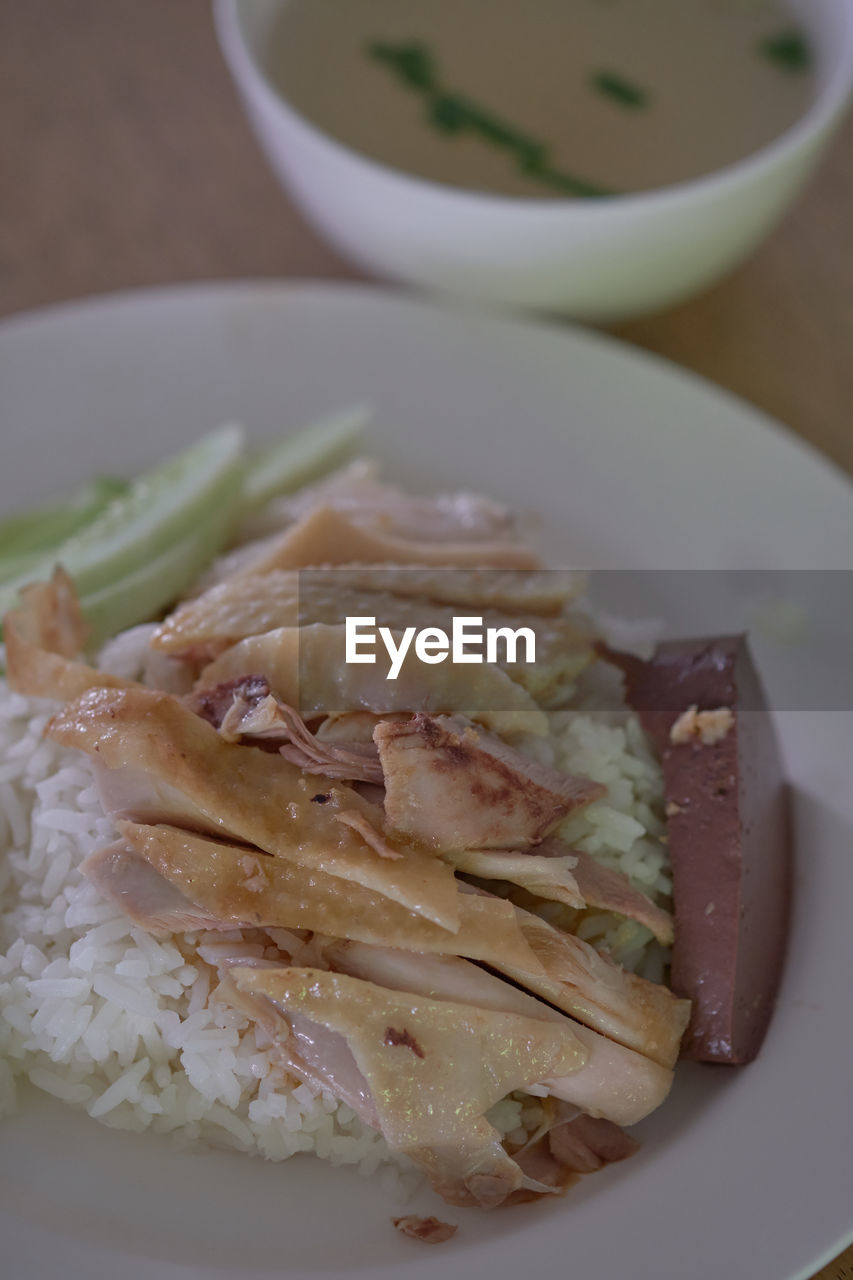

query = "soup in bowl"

[215,0,853,320]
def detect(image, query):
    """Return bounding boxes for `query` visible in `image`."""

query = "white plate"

[1,282,852,1280]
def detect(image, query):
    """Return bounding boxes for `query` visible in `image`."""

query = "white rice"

[0,680,422,1192]
[0,670,670,1179]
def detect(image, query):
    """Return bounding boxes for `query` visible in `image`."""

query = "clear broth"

[267,0,816,198]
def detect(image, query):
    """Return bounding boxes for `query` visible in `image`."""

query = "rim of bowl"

[214,0,853,216]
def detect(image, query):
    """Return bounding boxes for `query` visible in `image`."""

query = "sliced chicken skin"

[82,823,546,974]
[281,565,585,616]
[196,623,548,737]
[46,685,460,930]
[443,848,586,910]
[152,570,594,707]
[4,568,132,703]
[227,504,541,575]
[218,965,590,1208]
[445,846,674,944]
[198,562,580,621]
[151,570,324,653]
[500,905,690,1069]
[315,711,409,745]
[319,941,674,1127]
[237,460,521,547]
[376,713,604,851]
[80,838,226,933]
[81,829,673,1127]
[206,956,381,1125]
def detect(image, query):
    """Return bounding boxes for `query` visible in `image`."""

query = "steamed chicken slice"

[152,572,594,707]
[196,623,548,737]
[81,823,545,974]
[319,941,674,1126]
[445,845,674,943]
[211,957,383,1125]
[3,568,131,703]
[200,562,580,621]
[284,565,585,615]
[238,460,521,545]
[81,838,229,933]
[229,504,541,575]
[46,685,460,930]
[445,849,586,910]
[314,711,408,745]
[84,823,680,1106]
[217,965,590,1207]
[192,684,671,938]
[376,714,604,851]
[499,905,690,1068]
[152,570,329,652]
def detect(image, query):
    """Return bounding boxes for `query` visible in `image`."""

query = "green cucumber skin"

[51,425,247,596]
[242,407,368,508]
[0,477,129,561]
[80,492,243,647]
[0,551,44,587]
[0,410,370,648]
[0,426,245,622]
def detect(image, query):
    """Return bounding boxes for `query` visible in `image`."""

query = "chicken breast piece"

[320,941,674,1127]
[197,623,548,737]
[447,845,674,943]
[218,965,590,1207]
[4,568,131,703]
[80,838,227,933]
[376,714,604,851]
[230,504,541,575]
[500,905,691,1068]
[47,685,460,930]
[82,823,545,974]
[445,849,586,909]
[152,571,594,707]
[259,565,585,616]
[238,460,521,547]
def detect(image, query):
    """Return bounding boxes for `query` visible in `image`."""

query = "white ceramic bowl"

[214,0,853,322]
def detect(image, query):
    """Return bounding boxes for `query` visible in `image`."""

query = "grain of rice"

[2,1004,32,1037]
[0,782,27,848]
[29,1066,93,1104]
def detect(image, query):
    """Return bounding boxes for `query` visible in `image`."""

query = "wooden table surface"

[0,2,852,1275]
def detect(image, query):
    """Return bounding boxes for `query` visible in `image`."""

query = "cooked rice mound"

[0,668,670,1184]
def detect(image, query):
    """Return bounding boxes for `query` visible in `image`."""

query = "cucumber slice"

[0,551,44,586]
[81,497,242,647]
[0,476,129,559]
[242,406,369,508]
[0,424,245,622]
